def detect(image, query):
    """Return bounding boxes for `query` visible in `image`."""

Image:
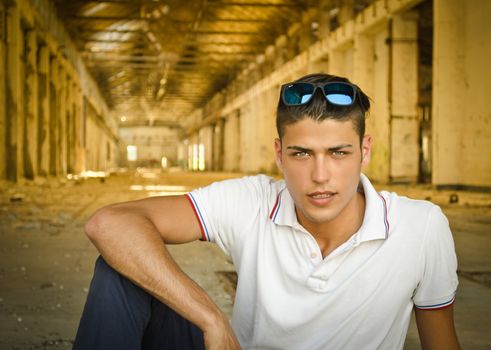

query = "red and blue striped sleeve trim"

[415,295,456,310]
[269,190,283,222]
[185,193,211,241]
[377,193,390,238]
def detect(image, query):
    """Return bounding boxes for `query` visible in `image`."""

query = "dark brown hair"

[276,73,370,144]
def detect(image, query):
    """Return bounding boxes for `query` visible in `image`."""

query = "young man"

[74,73,460,350]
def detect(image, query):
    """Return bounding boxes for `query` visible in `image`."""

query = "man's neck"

[301,191,366,258]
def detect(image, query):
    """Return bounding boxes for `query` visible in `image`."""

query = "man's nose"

[311,156,331,183]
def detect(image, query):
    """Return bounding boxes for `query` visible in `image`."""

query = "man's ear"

[361,134,372,166]
[274,138,283,171]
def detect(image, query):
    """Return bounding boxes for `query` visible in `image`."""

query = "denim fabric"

[74,256,205,350]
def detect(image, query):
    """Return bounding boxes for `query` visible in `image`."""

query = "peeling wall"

[182,0,491,188]
[0,2,7,181]
[0,0,118,181]
[433,0,491,187]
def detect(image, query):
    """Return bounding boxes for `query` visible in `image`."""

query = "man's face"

[274,117,371,229]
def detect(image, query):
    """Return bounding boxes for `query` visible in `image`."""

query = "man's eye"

[293,151,309,157]
[332,151,347,156]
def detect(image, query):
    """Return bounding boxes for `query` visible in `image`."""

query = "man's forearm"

[85,206,227,333]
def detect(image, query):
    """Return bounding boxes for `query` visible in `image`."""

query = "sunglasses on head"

[280,81,357,106]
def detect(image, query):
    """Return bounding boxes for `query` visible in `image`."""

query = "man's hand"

[203,316,242,350]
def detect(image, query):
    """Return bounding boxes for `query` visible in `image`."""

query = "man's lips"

[307,191,337,199]
[307,191,337,207]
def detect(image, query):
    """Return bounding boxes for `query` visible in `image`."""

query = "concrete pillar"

[257,86,278,173]
[338,0,354,25]
[297,19,314,52]
[67,81,77,174]
[73,83,83,174]
[58,62,67,175]
[37,43,50,177]
[317,0,331,39]
[224,110,240,172]
[5,3,23,181]
[239,103,253,172]
[212,118,225,171]
[432,0,464,186]
[24,29,38,180]
[329,48,354,79]
[239,84,276,173]
[433,0,491,187]
[0,2,6,180]
[389,12,419,182]
[353,33,374,101]
[189,133,199,171]
[460,0,491,187]
[308,56,329,75]
[199,125,213,171]
[352,31,382,180]
[49,56,59,176]
[186,139,193,170]
[365,27,391,183]
[80,96,88,171]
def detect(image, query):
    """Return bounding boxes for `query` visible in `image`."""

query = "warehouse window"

[127,145,138,161]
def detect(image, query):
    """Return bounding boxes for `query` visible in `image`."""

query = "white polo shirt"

[186,174,458,350]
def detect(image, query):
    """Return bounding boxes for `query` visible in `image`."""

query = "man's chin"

[301,209,338,226]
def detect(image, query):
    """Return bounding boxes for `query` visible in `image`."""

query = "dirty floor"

[0,170,490,349]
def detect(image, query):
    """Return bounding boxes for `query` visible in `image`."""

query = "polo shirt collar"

[269,173,389,242]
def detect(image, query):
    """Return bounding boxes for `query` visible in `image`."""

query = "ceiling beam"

[192,30,263,35]
[67,16,148,22]
[82,44,258,55]
[172,18,271,23]
[77,28,145,34]
[69,15,272,23]
[71,0,301,7]
[119,119,182,128]
[206,2,300,8]
[66,0,167,4]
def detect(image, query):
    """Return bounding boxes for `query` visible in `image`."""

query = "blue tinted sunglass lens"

[324,83,355,105]
[326,93,353,105]
[283,83,315,105]
[300,94,312,104]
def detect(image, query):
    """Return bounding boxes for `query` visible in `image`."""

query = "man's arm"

[415,305,460,350]
[85,195,241,349]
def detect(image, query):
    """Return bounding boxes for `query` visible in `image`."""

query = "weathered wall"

[0,0,118,181]
[181,0,433,184]
[0,2,7,179]
[119,126,180,168]
[200,126,213,171]
[180,0,490,188]
[389,12,419,182]
[0,3,5,181]
[238,85,278,174]
[223,110,240,172]
[354,25,391,183]
[460,0,491,187]
[433,0,491,187]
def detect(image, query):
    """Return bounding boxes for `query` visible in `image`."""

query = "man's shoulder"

[207,174,284,193]
[381,190,436,212]
[380,190,446,231]
[194,174,285,206]
[362,174,437,219]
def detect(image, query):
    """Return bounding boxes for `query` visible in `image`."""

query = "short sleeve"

[185,175,274,256]
[413,205,459,309]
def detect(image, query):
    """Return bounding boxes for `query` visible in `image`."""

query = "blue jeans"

[74,257,205,350]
